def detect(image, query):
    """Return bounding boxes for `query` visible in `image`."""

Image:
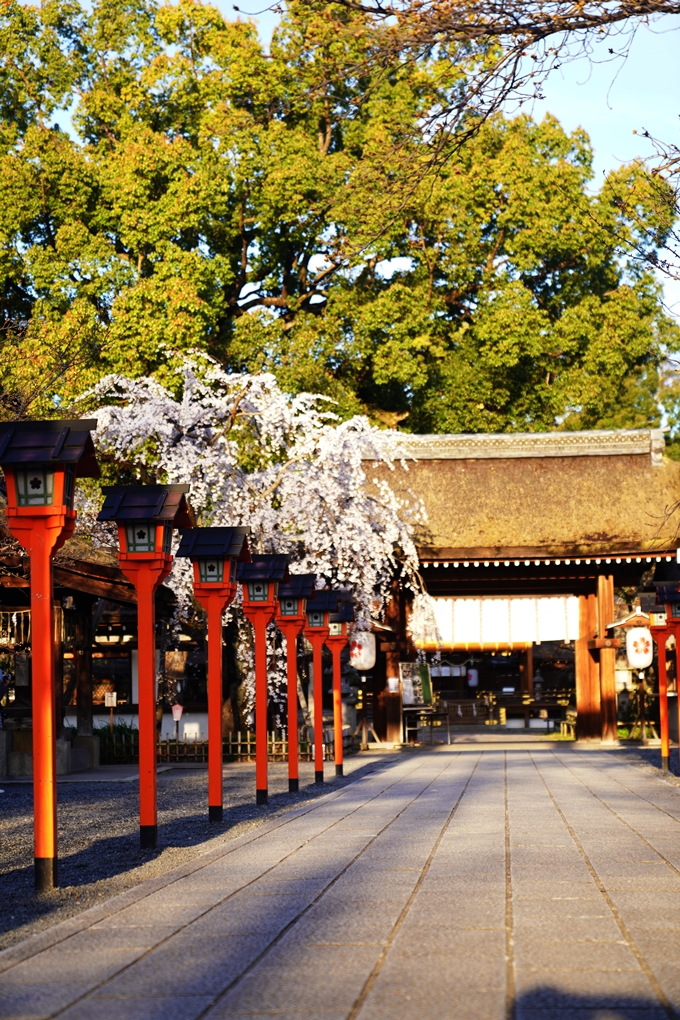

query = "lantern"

[325,593,354,777]
[0,419,98,891]
[275,574,316,792]
[238,555,290,805]
[98,484,193,849]
[349,632,376,671]
[626,627,653,670]
[176,527,250,820]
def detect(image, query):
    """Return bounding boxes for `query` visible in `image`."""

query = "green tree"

[0,0,677,431]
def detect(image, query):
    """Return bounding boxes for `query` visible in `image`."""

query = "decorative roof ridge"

[365,428,665,464]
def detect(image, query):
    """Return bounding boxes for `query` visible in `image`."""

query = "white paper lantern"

[349,632,376,670]
[626,627,653,670]
[467,668,479,688]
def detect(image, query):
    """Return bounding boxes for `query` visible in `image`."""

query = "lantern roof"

[175,527,251,561]
[329,593,355,624]
[278,573,316,600]
[237,554,289,582]
[98,484,193,527]
[0,419,99,477]
[306,590,339,613]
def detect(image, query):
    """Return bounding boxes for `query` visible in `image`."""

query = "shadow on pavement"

[513,987,669,1018]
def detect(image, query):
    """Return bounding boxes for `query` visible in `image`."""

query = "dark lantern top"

[0,419,99,477]
[277,573,317,600]
[237,554,289,582]
[176,527,250,561]
[98,484,193,527]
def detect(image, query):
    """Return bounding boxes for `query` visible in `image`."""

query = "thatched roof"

[367,429,680,560]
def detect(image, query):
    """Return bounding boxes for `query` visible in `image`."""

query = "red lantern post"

[275,574,316,792]
[239,555,289,804]
[98,485,192,849]
[303,592,336,785]
[325,594,354,778]
[176,527,250,820]
[0,420,99,890]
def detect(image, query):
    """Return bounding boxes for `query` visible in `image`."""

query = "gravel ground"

[610,743,680,780]
[0,752,398,951]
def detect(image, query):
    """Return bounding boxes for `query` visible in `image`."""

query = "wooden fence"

[99,728,351,766]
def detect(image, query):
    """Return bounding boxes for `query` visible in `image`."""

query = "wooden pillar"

[53,604,64,740]
[519,646,534,695]
[75,599,94,737]
[576,594,601,739]
[598,575,618,743]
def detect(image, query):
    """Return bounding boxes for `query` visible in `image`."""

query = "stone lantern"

[0,419,98,890]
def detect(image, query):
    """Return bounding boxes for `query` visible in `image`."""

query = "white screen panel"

[509,598,537,643]
[453,599,481,645]
[481,599,510,644]
[432,598,454,646]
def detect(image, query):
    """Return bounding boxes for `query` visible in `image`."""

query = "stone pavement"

[2,746,680,1019]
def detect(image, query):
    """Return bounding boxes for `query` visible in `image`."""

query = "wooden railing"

[99,728,354,766]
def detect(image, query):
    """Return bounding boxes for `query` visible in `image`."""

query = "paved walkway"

[2,746,680,1019]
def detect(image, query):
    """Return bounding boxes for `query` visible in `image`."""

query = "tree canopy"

[1,0,677,434]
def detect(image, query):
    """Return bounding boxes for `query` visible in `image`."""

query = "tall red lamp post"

[176,527,250,820]
[652,576,680,772]
[325,594,355,778]
[303,591,337,785]
[0,420,99,890]
[650,607,672,772]
[275,574,316,792]
[98,485,193,849]
[238,555,289,805]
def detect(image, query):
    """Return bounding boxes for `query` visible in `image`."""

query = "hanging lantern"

[626,627,653,670]
[349,632,376,671]
[467,667,479,688]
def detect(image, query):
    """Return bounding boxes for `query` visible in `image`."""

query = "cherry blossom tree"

[77,352,424,716]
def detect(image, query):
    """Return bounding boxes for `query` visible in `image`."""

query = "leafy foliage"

[0,0,677,433]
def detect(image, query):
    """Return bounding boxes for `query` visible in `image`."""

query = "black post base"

[662,756,670,772]
[335,764,344,777]
[288,778,299,793]
[256,788,268,806]
[209,805,223,822]
[35,857,57,892]
[140,825,158,850]
[315,770,324,785]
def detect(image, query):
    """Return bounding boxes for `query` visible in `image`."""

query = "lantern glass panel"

[307,610,325,628]
[671,603,680,619]
[229,559,236,581]
[199,558,224,583]
[162,523,172,554]
[16,468,55,507]
[247,581,268,601]
[126,523,156,552]
[328,622,343,637]
[280,597,299,616]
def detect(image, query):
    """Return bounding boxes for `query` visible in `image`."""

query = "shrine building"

[366,427,680,742]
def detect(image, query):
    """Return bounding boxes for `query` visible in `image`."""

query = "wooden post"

[75,598,94,737]
[520,646,534,695]
[53,604,64,740]
[576,594,601,739]
[597,575,617,742]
